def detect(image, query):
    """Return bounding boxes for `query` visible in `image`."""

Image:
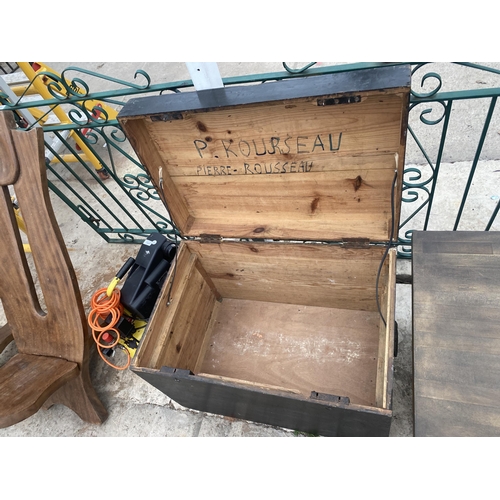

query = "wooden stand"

[0,111,107,428]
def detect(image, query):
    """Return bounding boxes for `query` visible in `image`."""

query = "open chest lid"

[118,65,411,242]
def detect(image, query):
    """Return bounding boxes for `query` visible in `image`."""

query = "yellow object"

[119,318,147,357]
[12,198,31,253]
[16,62,117,173]
[106,277,121,298]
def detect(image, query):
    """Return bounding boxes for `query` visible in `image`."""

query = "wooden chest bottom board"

[131,240,396,437]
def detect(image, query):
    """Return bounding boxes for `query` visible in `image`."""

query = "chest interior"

[135,239,396,408]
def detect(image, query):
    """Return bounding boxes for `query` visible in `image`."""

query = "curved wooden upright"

[0,111,107,428]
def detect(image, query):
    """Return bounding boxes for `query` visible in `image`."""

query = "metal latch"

[199,234,223,244]
[341,237,371,249]
[317,95,361,106]
[150,112,184,122]
[310,391,350,405]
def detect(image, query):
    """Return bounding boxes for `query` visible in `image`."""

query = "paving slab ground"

[1,63,499,439]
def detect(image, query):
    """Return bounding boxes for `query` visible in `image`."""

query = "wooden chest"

[117,65,411,436]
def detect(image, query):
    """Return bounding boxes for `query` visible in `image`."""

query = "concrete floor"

[1,62,499,437]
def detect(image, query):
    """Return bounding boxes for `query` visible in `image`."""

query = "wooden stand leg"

[42,363,108,425]
[0,324,14,354]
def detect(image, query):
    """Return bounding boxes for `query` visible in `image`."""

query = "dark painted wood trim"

[118,66,411,120]
[133,366,392,437]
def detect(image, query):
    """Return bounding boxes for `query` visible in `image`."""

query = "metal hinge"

[310,391,350,405]
[199,233,223,244]
[341,237,371,249]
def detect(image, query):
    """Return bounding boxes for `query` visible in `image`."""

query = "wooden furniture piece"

[412,230,500,436]
[117,65,411,436]
[0,111,107,428]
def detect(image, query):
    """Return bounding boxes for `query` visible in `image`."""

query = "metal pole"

[185,62,223,91]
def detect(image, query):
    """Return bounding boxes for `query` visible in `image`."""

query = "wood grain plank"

[412,230,500,436]
[199,298,381,406]
[0,353,78,428]
[209,282,379,311]
[144,93,405,164]
[194,258,222,301]
[415,330,500,353]
[414,397,500,437]
[157,265,218,371]
[193,299,221,374]
[414,346,500,387]
[188,240,386,311]
[196,253,383,285]
[173,168,396,241]
[176,167,394,203]
[375,248,395,409]
[165,152,397,177]
[134,243,196,368]
[119,118,194,233]
[414,377,500,409]
[186,218,392,241]
[188,239,386,263]
[197,372,302,395]
[414,230,500,247]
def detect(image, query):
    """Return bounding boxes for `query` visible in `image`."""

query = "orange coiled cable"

[87,287,131,370]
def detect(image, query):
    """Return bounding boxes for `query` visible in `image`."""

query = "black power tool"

[119,233,177,320]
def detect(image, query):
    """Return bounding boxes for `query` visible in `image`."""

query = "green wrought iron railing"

[1,62,499,256]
